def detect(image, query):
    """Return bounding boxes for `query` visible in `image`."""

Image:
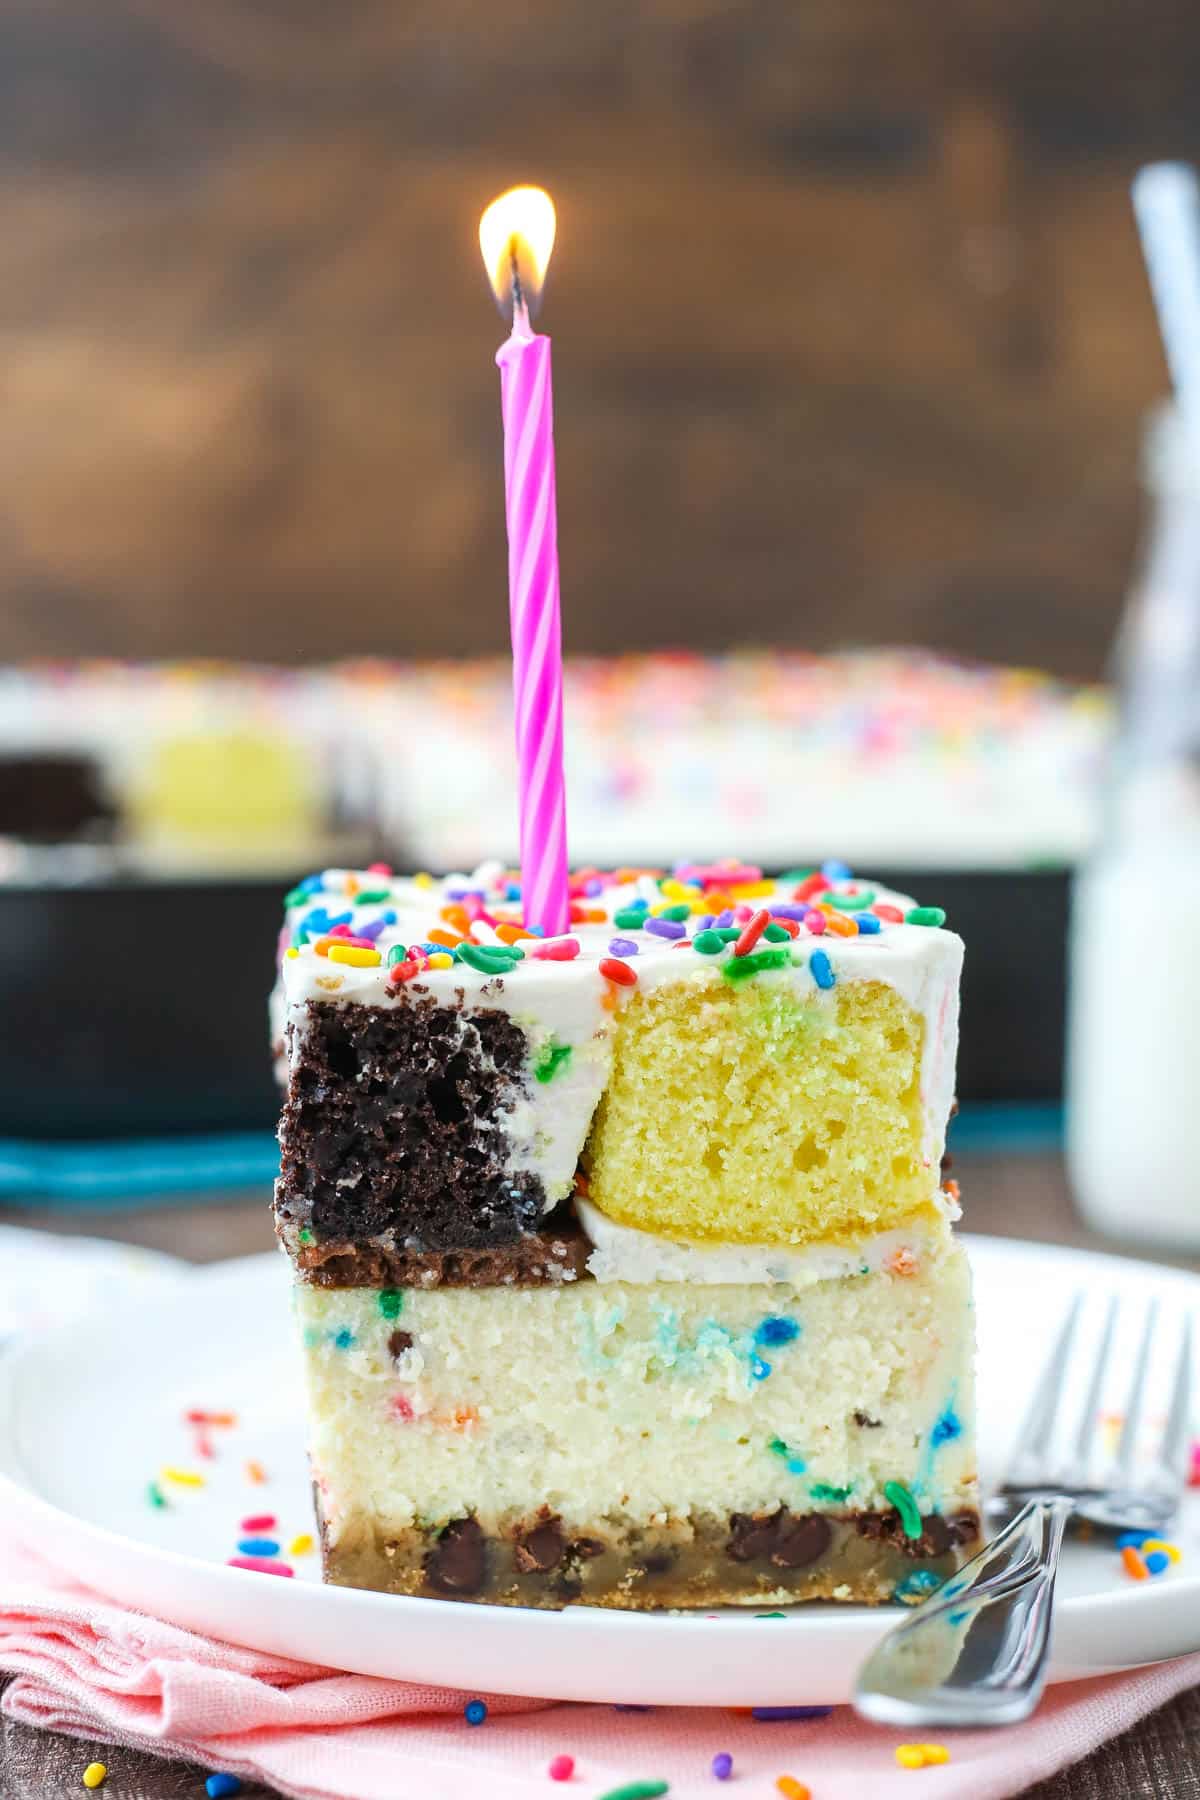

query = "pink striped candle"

[481,188,569,937]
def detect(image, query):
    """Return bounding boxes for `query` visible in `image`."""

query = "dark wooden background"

[1,0,1198,679]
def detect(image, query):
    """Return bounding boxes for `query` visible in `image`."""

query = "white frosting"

[577,1193,960,1284]
[276,862,963,1210]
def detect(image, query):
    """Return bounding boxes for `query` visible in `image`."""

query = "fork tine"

[1115,1302,1159,1476]
[1016,1291,1083,1466]
[1071,1293,1119,1469]
[1158,1315,1194,1481]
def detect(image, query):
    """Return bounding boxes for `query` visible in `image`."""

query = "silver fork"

[854,1294,1193,1728]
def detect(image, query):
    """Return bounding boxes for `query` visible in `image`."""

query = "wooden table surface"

[3,1148,1197,1800]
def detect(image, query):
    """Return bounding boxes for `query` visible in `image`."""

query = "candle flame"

[479,186,556,324]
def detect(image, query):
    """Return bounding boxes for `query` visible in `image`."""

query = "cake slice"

[272,858,980,1607]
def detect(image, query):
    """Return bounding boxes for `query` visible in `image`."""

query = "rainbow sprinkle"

[160,1466,205,1489]
[895,1744,950,1769]
[883,1480,923,1539]
[752,1706,832,1722]
[733,909,771,956]
[594,1784,670,1800]
[809,949,835,989]
[227,1555,294,1577]
[906,906,946,928]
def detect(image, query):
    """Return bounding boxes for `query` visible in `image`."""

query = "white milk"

[1068,846,1200,1247]
[1066,408,1200,1247]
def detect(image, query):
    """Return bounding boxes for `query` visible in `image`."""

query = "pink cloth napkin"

[0,1541,1196,1800]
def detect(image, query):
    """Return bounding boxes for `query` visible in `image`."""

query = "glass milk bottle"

[1067,407,1200,1247]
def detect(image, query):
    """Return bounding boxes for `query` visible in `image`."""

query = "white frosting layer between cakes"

[576,1191,961,1285]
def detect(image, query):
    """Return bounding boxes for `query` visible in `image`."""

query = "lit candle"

[479,186,569,938]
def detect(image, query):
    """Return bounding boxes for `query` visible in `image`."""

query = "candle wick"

[508,241,534,339]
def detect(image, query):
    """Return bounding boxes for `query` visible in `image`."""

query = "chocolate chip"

[641,1548,676,1576]
[947,1509,981,1547]
[514,1517,565,1573]
[727,1509,784,1563]
[569,1536,606,1562]
[771,1513,833,1569]
[918,1514,952,1556]
[726,1506,832,1569]
[853,1411,883,1429]
[859,1504,906,1548]
[892,1510,980,1560]
[387,1329,413,1359]
[425,1516,486,1594]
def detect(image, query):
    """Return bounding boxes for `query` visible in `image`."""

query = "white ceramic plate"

[0,1224,182,1345]
[0,1235,1196,1706]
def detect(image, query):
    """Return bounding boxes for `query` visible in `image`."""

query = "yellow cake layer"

[584,977,931,1244]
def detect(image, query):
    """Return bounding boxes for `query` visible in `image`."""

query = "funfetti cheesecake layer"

[273,860,962,1274]
[297,1223,980,1609]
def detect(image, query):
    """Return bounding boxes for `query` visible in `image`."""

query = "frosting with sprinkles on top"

[278,858,954,1001]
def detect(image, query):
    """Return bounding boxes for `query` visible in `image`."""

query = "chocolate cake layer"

[276,997,545,1256]
[315,1497,982,1611]
[293,1217,590,1288]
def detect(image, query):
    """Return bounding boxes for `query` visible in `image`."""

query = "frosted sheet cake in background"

[0,650,1107,875]
[273,859,980,1609]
